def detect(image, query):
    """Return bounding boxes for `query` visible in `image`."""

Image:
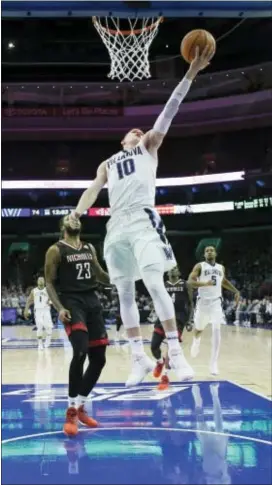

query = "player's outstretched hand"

[189,45,214,75]
[59,308,72,324]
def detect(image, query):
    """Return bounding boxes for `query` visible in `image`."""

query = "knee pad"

[141,264,175,322]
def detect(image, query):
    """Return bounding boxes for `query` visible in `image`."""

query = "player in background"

[188,246,240,375]
[24,276,53,350]
[45,216,109,436]
[151,266,194,390]
[69,47,213,386]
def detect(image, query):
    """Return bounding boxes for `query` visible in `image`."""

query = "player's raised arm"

[71,161,107,220]
[24,289,34,320]
[143,46,214,152]
[89,244,111,285]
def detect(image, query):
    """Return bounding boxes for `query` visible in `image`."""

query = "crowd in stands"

[2,231,271,328]
[2,285,271,329]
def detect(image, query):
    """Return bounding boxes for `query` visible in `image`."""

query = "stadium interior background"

[1,2,272,329]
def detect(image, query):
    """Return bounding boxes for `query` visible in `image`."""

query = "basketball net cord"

[92,17,163,82]
[93,16,246,82]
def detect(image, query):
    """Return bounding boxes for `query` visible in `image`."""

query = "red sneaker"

[153,359,165,378]
[157,375,170,391]
[78,405,98,428]
[63,407,78,436]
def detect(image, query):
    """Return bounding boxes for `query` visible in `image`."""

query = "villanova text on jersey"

[204,268,223,277]
[106,146,143,169]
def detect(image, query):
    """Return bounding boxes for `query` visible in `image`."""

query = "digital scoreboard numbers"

[234,197,272,210]
[2,198,271,218]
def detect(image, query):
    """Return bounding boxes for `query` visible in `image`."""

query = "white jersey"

[197,261,224,299]
[106,141,157,215]
[33,287,50,311]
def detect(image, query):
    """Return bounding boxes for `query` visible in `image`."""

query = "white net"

[92,17,163,82]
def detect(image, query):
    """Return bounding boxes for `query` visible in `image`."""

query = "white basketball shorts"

[35,309,53,331]
[194,297,225,331]
[104,207,176,283]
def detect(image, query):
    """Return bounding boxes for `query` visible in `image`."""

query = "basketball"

[181,29,216,63]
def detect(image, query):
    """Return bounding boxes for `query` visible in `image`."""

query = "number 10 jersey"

[106,141,157,215]
[56,240,97,294]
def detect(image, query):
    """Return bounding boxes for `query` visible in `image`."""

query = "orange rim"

[92,16,163,36]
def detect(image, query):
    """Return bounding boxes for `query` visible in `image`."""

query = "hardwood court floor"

[2,324,271,398]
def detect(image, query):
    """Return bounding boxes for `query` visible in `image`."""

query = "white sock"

[157,358,164,364]
[210,327,221,366]
[193,335,201,343]
[128,336,145,356]
[164,368,169,376]
[165,331,181,352]
[68,397,78,408]
[78,395,88,407]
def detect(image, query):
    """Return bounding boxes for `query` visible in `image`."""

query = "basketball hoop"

[92,16,163,82]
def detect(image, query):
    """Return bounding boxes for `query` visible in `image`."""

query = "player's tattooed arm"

[44,245,64,313]
[222,266,240,305]
[188,263,213,288]
[72,162,107,220]
[24,289,34,319]
[89,244,111,285]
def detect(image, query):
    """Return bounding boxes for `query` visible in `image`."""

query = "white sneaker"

[169,351,194,381]
[44,337,51,348]
[210,362,219,375]
[190,337,201,358]
[125,354,155,387]
[38,341,43,351]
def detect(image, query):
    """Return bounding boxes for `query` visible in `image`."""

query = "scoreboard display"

[1,197,271,218]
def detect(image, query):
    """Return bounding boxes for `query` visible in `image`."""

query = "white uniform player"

[189,246,240,375]
[104,141,176,282]
[194,260,225,331]
[24,277,53,350]
[70,48,214,386]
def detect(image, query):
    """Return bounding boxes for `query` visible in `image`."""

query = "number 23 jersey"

[197,261,224,299]
[106,141,157,215]
[56,241,97,294]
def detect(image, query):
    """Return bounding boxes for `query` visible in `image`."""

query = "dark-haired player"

[151,266,194,389]
[45,215,110,436]
[188,246,240,375]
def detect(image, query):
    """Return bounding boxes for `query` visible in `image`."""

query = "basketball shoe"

[153,358,165,378]
[169,349,194,381]
[157,374,170,391]
[78,405,98,428]
[126,354,155,387]
[63,407,78,436]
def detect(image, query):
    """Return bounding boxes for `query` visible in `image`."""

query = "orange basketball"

[181,29,216,63]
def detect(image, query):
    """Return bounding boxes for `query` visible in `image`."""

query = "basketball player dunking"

[188,246,240,375]
[24,276,53,350]
[151,266,194,390]
[45,216,109,436]
[69,47,213,386]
